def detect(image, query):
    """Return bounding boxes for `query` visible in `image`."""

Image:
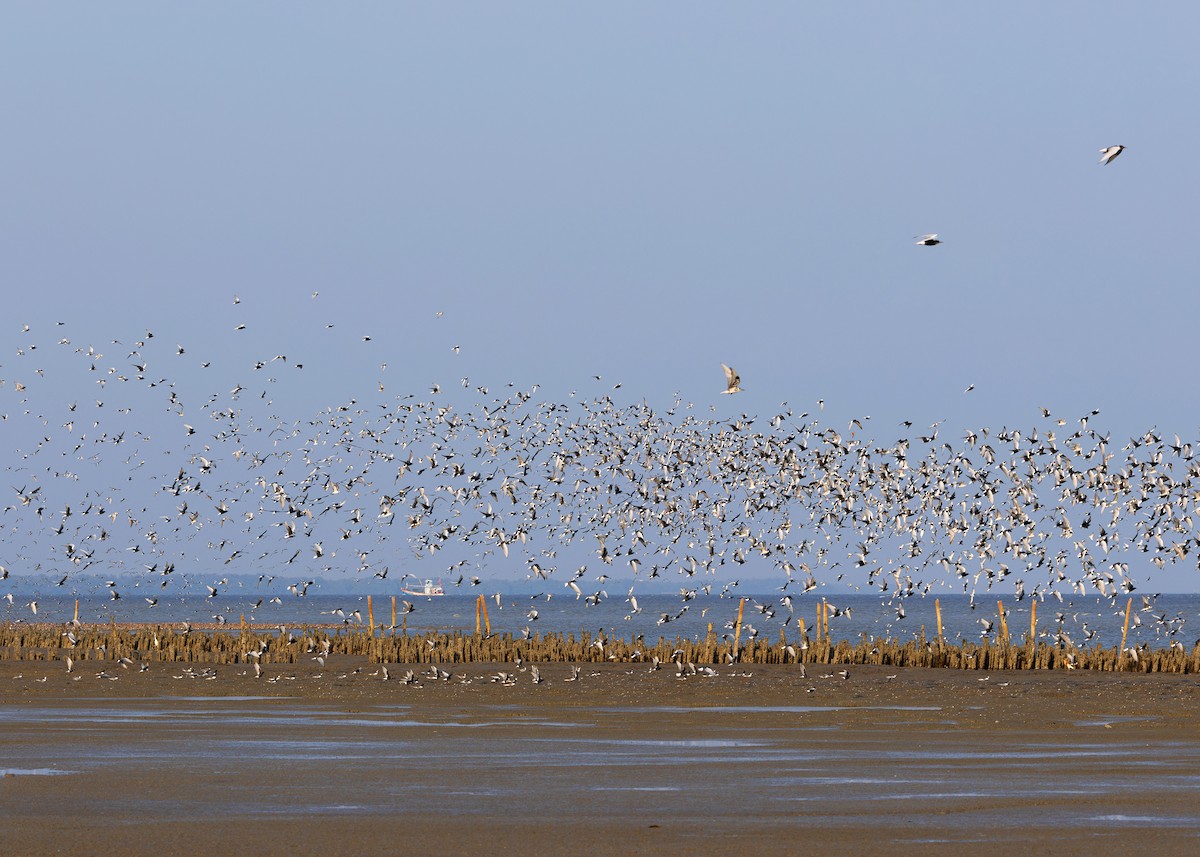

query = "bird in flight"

[1099,145,1125,165]
[721,364,742,394]
[914,234,941,246]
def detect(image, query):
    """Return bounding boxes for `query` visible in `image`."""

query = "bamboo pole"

[731,598,746,662]
[367,595,375,638]
[935,599,943,643]
[1120,597,1133,665]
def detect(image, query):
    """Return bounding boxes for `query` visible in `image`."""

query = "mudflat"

[3,658,1199,856]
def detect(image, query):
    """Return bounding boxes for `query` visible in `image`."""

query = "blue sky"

[3,5,1200,593]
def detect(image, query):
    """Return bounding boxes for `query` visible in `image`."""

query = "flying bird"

[914,234,941,246]
[1099,145,1125,165]
[721,364,742,395]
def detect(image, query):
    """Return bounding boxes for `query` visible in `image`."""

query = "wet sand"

[3,658,1200,856]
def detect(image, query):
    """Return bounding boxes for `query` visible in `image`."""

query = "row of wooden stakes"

[0,598,1194,673]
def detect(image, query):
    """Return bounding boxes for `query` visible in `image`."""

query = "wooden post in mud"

[997,601,1009,644]
[367,595,375,638]
[481,596,491,636]
[1029,600,1037,643]
[475,595,482,634]
[1120,597,1133,665]
[73,600,79,626]
[391,596,397,637]
[731,598,746,662]
[935,599,943,643]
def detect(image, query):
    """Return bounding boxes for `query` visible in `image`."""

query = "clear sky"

[3,5,1200,593]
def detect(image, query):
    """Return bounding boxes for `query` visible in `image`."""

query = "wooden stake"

[481,596,491,636]
[1029,600,1037,643]
[732,598,746,662]
[935,598,943,643]
[367,595,375,638]
[1120,596,1133,664]
[998,600,1008,643]
[475,595,482,635]
[391,596,397,637]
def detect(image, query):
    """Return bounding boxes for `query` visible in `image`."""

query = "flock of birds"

[4,141,1196,650]
[37,634,854,687]
[24,659,795,688]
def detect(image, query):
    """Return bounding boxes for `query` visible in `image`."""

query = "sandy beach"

[3,657,1200,856]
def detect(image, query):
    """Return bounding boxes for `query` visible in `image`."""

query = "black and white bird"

[914,233,941,246]
[1099,145,1125,165]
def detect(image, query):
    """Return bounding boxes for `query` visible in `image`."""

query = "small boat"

[401,577,445,597]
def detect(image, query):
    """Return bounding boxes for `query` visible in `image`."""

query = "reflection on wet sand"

[3,661,1200,856]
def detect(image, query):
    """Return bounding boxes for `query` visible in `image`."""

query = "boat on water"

[401,577,445,597]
